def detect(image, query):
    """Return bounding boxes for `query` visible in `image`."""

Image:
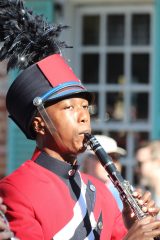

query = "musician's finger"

[144,199,156,208]
[141,191,152,203]
[133,190,153,206]
[132,189,142,199]
[0,230,14,240]
[0,217,9,231]
[0,198,6,213]
[140,193,160,216]
[148,206,160,216]
[0,205,7,214]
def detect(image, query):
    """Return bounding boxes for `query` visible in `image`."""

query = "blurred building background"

[0,0,160,184]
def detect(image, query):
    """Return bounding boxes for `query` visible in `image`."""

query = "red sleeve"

[0,182,44,240]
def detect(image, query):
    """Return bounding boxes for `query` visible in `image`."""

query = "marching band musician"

[0,0,160,239]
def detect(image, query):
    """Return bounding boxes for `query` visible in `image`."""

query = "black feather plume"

[0,0,70,71]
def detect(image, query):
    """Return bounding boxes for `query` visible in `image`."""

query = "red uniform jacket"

[0,149,127,239]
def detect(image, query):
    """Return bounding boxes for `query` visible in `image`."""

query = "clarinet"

[84,133,160,240]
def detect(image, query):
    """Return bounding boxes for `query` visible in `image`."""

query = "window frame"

[67,3,154,183]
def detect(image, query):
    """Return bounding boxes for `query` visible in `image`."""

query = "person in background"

[79,135,126,211]
[135,141,151,189]
[0,1,160,239]
[136,140,160,207]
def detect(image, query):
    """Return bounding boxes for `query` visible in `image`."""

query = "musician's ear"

[32,117,46,135]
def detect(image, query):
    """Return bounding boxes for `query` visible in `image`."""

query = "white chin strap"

[33,97,56,136]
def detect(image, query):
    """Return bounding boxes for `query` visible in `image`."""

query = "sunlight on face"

[45,97,91,154]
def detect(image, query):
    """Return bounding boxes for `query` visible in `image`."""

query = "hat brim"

[116,147,126,156]
[45,89,94,105]
[39,81,94,105]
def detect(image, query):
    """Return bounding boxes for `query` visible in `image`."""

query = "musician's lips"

[79,131,90,146]
[79,130,91,136]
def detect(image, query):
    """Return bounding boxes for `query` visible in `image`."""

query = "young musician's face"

[45,97,91,154]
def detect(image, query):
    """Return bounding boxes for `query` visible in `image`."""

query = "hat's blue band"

[40,81,85,103]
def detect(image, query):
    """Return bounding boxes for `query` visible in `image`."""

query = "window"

[74,5,153,184]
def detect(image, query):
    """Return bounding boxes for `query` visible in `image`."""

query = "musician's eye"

[82,104,89,110]
[64,105,73,110]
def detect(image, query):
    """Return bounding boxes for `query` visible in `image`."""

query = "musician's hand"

[122,189,160,229]
[133,189,160,216]
[0,197,15,240]
[0,198,6,215]
[123,216,160,240]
